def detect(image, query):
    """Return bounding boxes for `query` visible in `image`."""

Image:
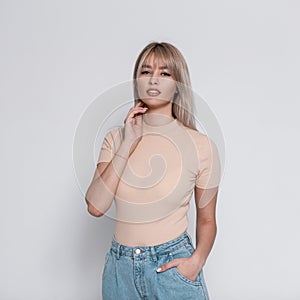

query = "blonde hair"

[133,42,197,130]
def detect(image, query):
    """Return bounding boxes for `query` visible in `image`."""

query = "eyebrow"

[141,64,169,70]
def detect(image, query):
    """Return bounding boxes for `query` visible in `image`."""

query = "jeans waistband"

[110,230,193,261]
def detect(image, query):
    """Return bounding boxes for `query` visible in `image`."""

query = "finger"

[124,107,147,123]
[156,259,180,272]
[128,107,147,119]
[126,102,146,118]
[128,106,147,115]
[135,114,142,126]
[135,100,144,108]
[124,107,148,124]
[130,106,147,114]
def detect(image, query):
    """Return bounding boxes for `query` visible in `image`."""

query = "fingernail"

[156,267,162,272]
[143,107,148,110]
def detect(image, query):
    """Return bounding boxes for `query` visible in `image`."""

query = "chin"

[140,98,171,109]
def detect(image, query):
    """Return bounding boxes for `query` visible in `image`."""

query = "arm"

[191,136,221,266]
[85,141,132,217]
[155,186,219,279]
[85,102,147,217]
[156,136,221,279]
[191,186,219,268]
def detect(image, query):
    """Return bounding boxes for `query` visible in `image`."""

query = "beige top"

[97,114,221,246]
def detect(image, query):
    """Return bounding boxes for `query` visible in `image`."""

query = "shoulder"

[177,121,214,151]
[103,126,124,145]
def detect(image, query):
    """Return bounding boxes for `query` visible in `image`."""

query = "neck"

[147,102,174,119]
[143,112,175,126]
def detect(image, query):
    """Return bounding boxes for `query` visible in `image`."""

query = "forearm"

[85,141,132,215]
[191,217,217,268]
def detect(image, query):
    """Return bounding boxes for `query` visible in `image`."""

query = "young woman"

[85,42,221,299]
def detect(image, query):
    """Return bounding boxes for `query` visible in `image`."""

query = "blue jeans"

[102,231,210,299]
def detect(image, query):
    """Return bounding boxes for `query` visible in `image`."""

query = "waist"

[113,205,190,246]
[110,230,193,258]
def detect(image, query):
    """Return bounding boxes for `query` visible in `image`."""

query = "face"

[136,54,177,109]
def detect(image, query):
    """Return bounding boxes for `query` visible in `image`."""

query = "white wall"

[1,0,299,299]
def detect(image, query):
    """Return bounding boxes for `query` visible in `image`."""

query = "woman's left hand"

[156,255,203,281]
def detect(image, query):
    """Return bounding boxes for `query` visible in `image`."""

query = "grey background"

[1,0,299,299]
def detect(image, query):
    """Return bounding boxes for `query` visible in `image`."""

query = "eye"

[161,72,171,77]
[140,70,150,75]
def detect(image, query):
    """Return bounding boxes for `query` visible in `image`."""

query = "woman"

[85,42,221,299]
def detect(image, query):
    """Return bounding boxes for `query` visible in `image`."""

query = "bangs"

[132,41,195,129]
[137,45,176,74]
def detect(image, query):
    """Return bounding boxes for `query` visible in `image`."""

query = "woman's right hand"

[86,101,148,217]
[123,101,148,149]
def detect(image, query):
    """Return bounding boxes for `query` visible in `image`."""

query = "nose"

[149,74,159,85]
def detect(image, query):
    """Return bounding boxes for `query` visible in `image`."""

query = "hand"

[156,255,203,282]
[123,101,148,150]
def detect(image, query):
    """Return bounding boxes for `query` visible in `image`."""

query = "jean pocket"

[184,242,195,255]
[169,244,202,287]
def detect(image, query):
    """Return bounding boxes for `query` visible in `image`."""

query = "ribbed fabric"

[97,115,221,246]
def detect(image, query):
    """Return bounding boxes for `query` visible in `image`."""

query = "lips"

[146,89,161,97]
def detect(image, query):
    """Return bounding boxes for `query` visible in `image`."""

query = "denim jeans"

[102,231,210,299]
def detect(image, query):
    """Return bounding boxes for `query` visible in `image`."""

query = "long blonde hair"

[133,42,196,130]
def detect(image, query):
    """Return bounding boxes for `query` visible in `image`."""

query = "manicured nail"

[156,267,162,272]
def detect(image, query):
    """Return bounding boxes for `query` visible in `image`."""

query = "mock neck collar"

[142,113,178,134]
